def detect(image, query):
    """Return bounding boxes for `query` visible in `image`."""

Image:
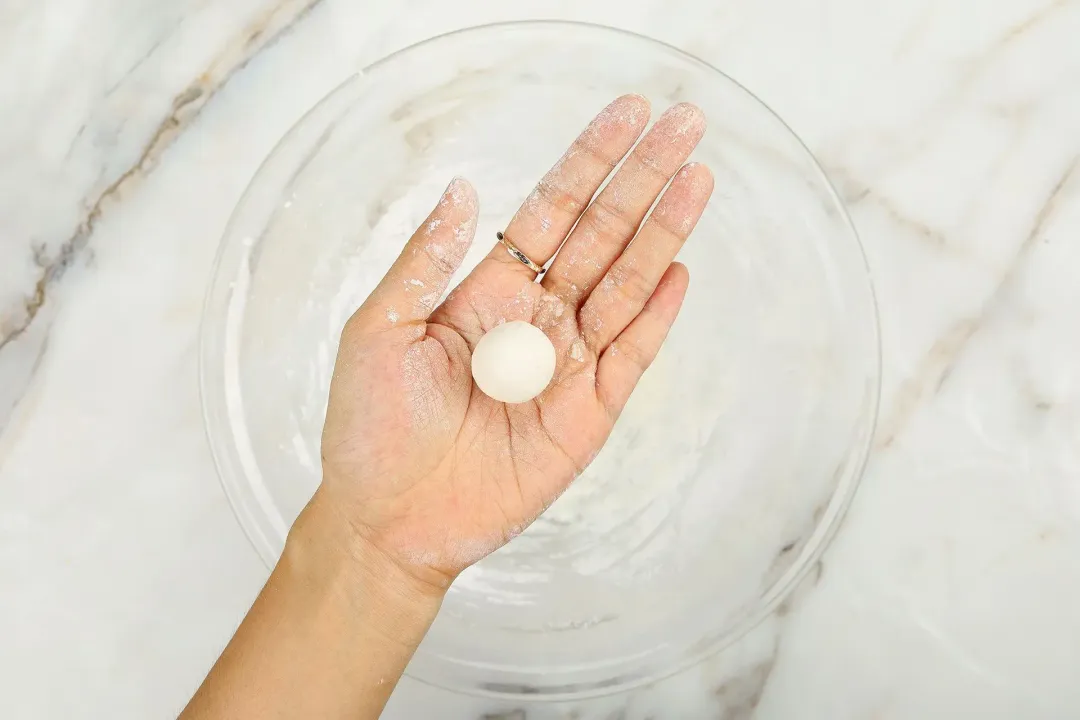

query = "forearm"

[181,490,444,720]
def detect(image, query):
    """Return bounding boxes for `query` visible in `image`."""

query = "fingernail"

[659,102,707,133]
[590,94,651,136]
[444,176,465,197]
[676,162,714,192]
[439,177,476,209]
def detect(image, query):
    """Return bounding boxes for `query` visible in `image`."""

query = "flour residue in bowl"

[221,62,876,688]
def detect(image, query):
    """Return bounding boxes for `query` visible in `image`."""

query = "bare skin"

[182,95,713,720]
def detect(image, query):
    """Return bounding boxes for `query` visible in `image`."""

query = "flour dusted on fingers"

[471,321,556,404]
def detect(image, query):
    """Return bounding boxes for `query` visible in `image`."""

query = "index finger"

[485,94,651,277]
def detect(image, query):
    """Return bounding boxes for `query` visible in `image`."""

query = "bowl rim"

[199,18,883,702]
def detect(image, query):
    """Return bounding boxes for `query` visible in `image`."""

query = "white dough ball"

[471,321,557,404]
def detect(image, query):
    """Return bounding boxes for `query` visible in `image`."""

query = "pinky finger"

[595,262,690,417]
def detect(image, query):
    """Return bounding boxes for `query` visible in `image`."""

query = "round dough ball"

[471,321,557,404]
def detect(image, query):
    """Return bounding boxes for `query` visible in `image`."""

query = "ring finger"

[580,162,714,351]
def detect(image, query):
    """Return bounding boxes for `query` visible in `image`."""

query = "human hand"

[317,94,713,591]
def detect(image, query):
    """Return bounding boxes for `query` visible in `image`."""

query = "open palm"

[320,95,713,587]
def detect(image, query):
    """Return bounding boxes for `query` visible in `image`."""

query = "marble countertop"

[2,0,1079,717]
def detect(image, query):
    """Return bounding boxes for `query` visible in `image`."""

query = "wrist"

[283,489,445,642]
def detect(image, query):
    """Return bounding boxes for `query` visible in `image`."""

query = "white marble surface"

[2,0,1079,717]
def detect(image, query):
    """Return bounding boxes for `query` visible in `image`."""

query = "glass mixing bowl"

[200,21,880,700]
